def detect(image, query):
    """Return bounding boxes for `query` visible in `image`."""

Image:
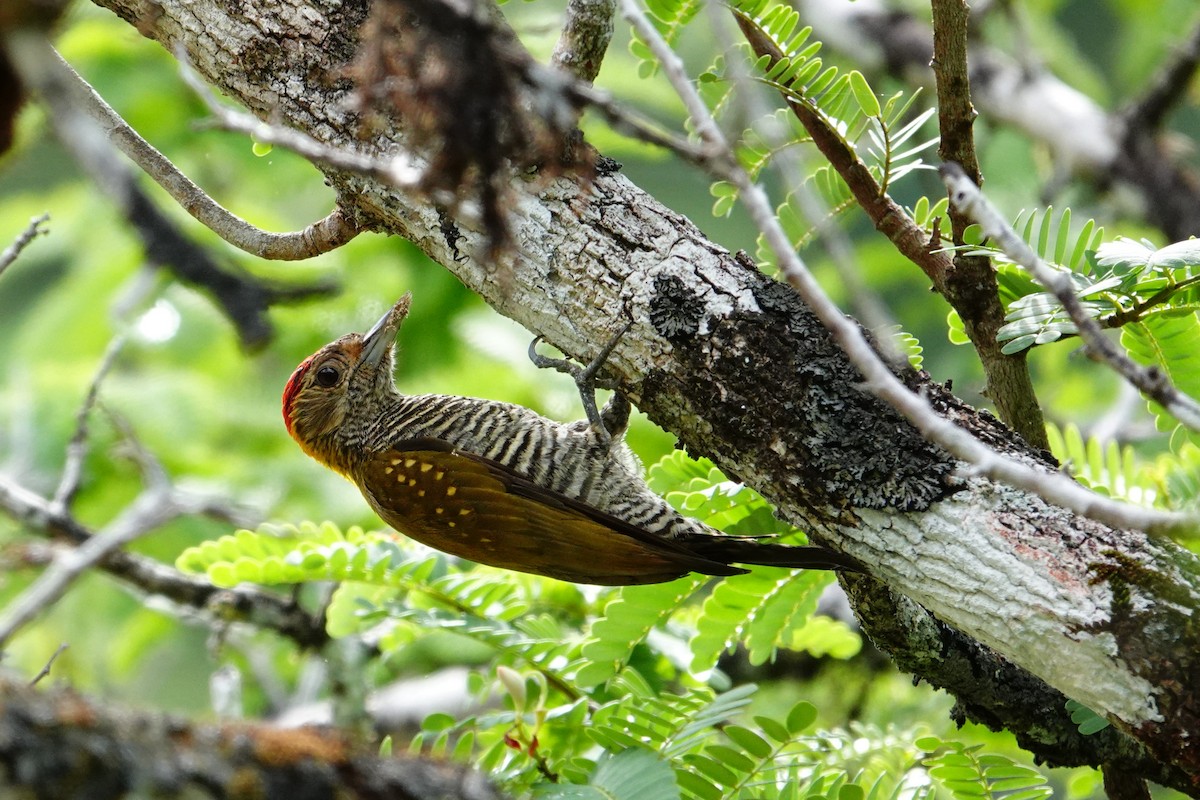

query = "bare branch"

[0,676,499,800]
[0,438,257,648]
[0,496,159,646]
[941,162,1200,436]
[60,51,361,260]
[734,8,1048,449]
[552,0,617,83]
[707,5,896,337]
[52,333,127,512]
[5,31,333,348]
[622,0,1199,538]
[927,0,1046,449]
[0,213,49,277]
[794,0,1200,243]
[931,0,981,184]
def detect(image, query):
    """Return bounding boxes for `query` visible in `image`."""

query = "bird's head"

[282,293,412,468]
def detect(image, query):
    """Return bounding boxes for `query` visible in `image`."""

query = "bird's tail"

[684,535,864,573]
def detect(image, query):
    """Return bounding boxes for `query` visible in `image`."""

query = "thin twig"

[0,457,256,648]
[735,8,1047,447]
[941,162,1200,434]
[0,213,50,277]
[1102,273,1200,329]
[709,5,897,339]
[572,82,710,162]
[29,643,68,686]
[58,51,360,260]
[178,55,426,192]
[618,0,1198,537]
[52,332,128,512]
[0,311,254,646]
[0,499,158,647]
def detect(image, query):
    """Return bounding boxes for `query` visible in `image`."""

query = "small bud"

[497,665,526,711]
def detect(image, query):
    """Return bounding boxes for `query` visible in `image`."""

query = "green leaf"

[690,568,830,672]
[675,769,722,800]
[755,715,791,744]
[1066,699,1112,734]
[703,744,756,774]
[848,70,880,117]
[1122,314,1200,431]
[1097,236,1200,271]
[722,725,773,759]
[785,700,817,734]
[592,749,681,800]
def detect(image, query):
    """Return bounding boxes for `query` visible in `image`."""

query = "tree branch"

[0,474,330,649]
[62,51,363,260]
[0,677,499,800]
[551,0,616,83]
[793,0,1200,243]
[841,575,1188,790]
[1120,15,1200,133]
[6,31,334,348]
[929,0,1047,450]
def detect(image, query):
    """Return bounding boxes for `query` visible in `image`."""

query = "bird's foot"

[528,320,633,444]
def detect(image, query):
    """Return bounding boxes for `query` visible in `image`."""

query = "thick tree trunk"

[85,0,1200,791]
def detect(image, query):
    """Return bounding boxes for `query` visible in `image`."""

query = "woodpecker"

[282,294,862,585]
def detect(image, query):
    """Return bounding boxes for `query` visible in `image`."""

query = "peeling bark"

[82,0,1200,790]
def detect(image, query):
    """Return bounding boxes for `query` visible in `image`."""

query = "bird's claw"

[528,321,634,444]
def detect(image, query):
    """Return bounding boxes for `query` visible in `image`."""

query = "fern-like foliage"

[629,0,702,77]
[176,521,424,588]
[942,207,1105,353]
[945,209,1200,363]
[178,454,1057,797]
[698,0,935,262]
[689,567,835,673]
[919,737,1053,800]
[1122,313,1200,435]
[1147,441,1200,511]
[1065,700,1112,736]
[1044,422,1154,504]
[576,576,707,688]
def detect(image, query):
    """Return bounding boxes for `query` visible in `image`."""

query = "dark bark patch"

[649,274,705,343]
[641,273,958,521]
[741,279,956,512]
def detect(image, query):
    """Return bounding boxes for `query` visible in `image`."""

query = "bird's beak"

[361,293,412,368]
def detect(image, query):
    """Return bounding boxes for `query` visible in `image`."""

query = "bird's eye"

[315,366,341,387]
